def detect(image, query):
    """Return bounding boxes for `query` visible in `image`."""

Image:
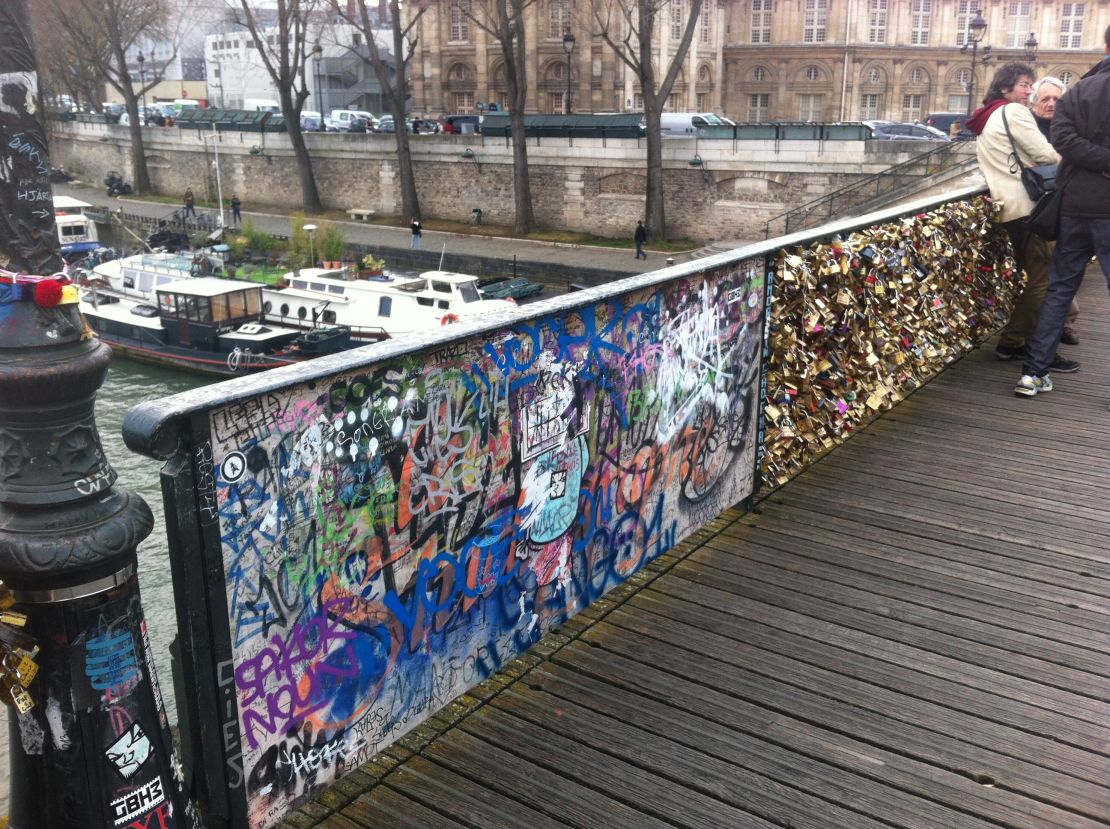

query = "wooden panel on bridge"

[292,269,1110,829]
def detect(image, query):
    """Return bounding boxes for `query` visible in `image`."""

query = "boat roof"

[54,196,92,212]
[418,270,483,284]
[157,277,262,297]
[55,213,89,226]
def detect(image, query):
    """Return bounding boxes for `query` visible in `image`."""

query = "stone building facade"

[406,0,1105,121]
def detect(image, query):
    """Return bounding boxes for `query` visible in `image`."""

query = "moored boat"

[80,277,354,377]
[54,196,99,258]
[263,267,517,341]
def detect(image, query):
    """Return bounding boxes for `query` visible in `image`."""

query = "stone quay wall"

[48,121,932,243]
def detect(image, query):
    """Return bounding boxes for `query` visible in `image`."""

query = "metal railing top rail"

[763,140,972,238]
[122,181,987,461]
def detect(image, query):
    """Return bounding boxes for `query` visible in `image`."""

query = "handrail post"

[0,5,196,827]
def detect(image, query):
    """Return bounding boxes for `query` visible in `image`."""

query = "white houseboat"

[264,268,517,342]
[54,196,99,257]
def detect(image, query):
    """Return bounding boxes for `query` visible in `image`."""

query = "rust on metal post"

[0,4,197,827]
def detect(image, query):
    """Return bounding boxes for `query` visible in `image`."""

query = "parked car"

[864,121,949,141]
[326,109,375,132]
[300,110,324,131]
[924,112,966,134]
[347,116,370,133]
[443,114,481,134]
[377,115,396,134]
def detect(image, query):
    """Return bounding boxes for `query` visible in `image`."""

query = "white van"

[244,98,280,113]
[326,109,375,132]
[172,98,201,116]
[659,112,734,137]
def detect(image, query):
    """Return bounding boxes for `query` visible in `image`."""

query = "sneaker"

[1049,355,1080,373]
[1015,374,1053,397]
[995,342,1028,361]
[1060,326,1080,346]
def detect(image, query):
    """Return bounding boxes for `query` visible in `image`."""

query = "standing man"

[965,64,1072,371]
[183,187,196,218]
[634,220,648,259]
[1015,26,1110,398]
[410,217,422,250]
[1029,77,1081,347]
[230,193,242,226]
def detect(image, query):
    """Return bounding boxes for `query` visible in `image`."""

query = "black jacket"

[1051,57,1110,217]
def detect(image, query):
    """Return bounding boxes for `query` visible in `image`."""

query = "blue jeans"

[1023,216,1110,377]
[411,234,421,250]
[635,240,645,259]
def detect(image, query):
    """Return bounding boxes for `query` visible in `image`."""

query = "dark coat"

[1051,57,1110,217]
[634,224,647,243]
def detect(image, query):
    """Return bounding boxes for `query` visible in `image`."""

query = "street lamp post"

[136,51,146,121]
[303,223,317,268]
[313,42,323,120]
[961,10,990,120]
[562,30,575,115]
[1024,32,1039,64]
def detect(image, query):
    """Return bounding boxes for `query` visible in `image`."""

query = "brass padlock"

[10,686,32,714]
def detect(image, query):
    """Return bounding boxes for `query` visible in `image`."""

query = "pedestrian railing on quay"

[118,182,1011,829]
[763,140,977,238]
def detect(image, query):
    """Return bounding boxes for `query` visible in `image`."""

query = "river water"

[0,356,209,816]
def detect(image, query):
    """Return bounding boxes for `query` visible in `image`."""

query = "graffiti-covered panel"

[206,263,765,828]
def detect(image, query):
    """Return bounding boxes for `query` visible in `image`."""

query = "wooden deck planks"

[294,270,1110,829]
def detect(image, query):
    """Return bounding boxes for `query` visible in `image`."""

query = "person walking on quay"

[1030,77,1081,347]
[183,187,196,218]
[1015,26,1110,399]
[231,193,242,226]
[965,64,1074,373]
[634,220,648,259]
[410,217,422,250]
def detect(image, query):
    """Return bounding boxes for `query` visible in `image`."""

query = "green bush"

[290,213,345,264]
[240,219,277,254]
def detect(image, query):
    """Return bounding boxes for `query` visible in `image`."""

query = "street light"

[562,30,575,115]
[313,42,323,119]
[136,51,147,120]
[960,10,991,119]
[303,223,318,267]
[1024,32,1039,63]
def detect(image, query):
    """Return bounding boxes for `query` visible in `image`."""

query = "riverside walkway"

[280,269,1110,829]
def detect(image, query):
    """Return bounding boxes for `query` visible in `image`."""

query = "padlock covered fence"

[120,183,1008,829]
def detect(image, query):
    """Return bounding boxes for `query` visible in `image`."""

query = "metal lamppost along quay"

[0,3,195,827]
[563,29,575,114]
[961,9,992,119]
[136,50,147,120]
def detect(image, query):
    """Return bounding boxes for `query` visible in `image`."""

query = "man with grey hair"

[1028,76,1081,346]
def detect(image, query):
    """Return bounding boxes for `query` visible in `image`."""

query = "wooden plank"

[487,686,902,829]
[524,661,1102,829]
[419,727,677,829]
[733,503,1109,622]
[620,584,1110,751]
[667,557,1110,702]
[692,538,1110,678]
[722,512,1108,636]
[551,637,1110,822]
[384,756,573,829]
[457,703,781,829]
[344,787,469,829]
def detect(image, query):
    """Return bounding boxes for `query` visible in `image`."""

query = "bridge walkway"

[284,272,1110,829]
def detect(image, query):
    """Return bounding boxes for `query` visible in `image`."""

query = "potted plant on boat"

[359,253,386,278]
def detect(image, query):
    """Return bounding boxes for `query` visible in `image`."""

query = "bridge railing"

[121,182,1013,829]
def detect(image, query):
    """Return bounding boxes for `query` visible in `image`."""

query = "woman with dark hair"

[965,64,1071,371]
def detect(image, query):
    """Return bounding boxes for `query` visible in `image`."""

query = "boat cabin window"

[378,297,392,317]
[322,310,337,323]
[311,283,327,292]
[298,307,307,319]
[437,300,449,309]
[280,303,290,316]
[60,225,85,239]
[291,280,308,290]
[123,271,136,289]
[459,283,480,303]
[431,281,452,294]
[328,285,345,295]
[416,297,434,307]
[264,301,272,313]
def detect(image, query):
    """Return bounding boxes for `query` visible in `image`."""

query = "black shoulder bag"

[1000,106,1062,240]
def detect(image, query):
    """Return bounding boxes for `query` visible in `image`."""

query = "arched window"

[956,68,970,86]
[805,66,820,82]
[1060,70,1074,85]
[910,67,926,85]
[698,65,711,84]
[867,67,882,84]
[753,67,767,82]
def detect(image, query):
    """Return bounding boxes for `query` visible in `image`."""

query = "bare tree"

[331,0,423,222]
[36,0,177,194]
[591,0,703,240]
[232,0,323,212]
[465,0,536,233]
